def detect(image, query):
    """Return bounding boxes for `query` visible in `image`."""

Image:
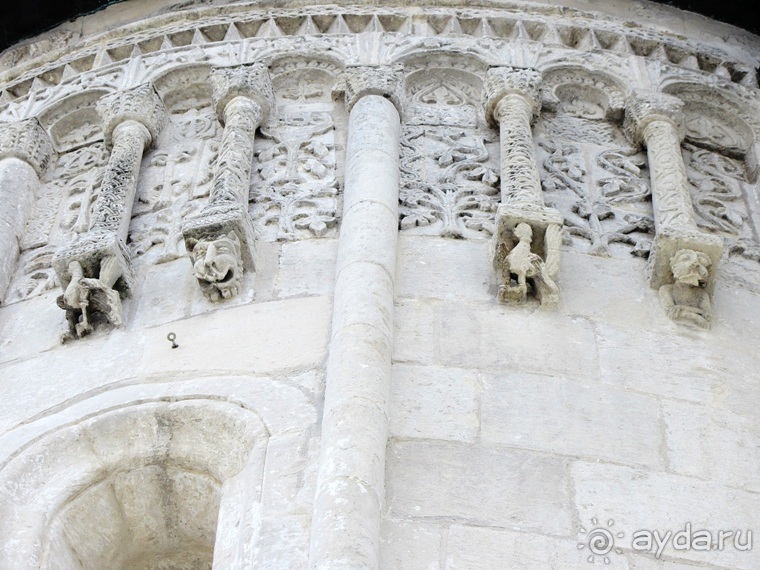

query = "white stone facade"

[0,0,759,568]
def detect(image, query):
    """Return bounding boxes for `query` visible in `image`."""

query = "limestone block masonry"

[0,1,759,569]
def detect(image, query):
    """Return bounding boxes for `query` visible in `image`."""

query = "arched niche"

[269,55,343,113]
[663,81,757,180]
[540,65,627,122]
[0,398,269,570]
[401,53,487,128]
[38,89,110,153]
[153,64,214,114]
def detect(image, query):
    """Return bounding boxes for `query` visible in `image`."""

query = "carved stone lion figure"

[186,231,244,302]
[659,248,713,328]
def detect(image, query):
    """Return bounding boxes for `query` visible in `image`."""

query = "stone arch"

[152,64,214,114]
[663,81,758,178]
[37,88,111,152]
[268,55,344,112]
[539,64,628,121]
[401,53,488,127]
[0,397,269,570]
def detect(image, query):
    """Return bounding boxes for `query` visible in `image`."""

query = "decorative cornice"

[624,91,685,145]
[483,66,542,125]
[210,63,275,124]
[0,118,54,175]
[338,65,404,114]
[97,83,168,149]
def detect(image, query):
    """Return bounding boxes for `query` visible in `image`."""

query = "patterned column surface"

[308,65,403,570]
[0,119,55,301]
[52,84,166,339]
[484,67,563,308]
[182,62,274,302]
[625,91,723,328]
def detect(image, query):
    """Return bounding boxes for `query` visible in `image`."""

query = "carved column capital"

[483,67,542,125]
[97,83,168,150]
[624,91,685,145]
[210,63,274,124]
[0,118,55,176]
[339,65,404,114]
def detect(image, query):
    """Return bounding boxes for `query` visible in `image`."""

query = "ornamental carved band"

[0,118,55,176]
[339,65,405,113]
[625,91,723,328]
[53,83,167,341]
[183,64,273,302]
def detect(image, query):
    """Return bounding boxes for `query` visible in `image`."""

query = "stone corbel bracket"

[484,67,563,309]
[625,90,723,327]
[52,83,167,339]
[182,62,274,302]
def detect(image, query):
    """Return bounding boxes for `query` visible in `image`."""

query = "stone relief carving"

[4,143,108,305]
[399,125,499,238]
[658,248,714,328]
[129,107,221,265]
[252,112,339,240]
[536,125,654,258]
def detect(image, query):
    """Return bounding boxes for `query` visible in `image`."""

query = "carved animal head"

[671,249,711,288]
[186,231,243,302]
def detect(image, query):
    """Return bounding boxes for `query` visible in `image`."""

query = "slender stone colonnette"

[625,91,724,328]
[182,62,274,302]
[52,83,167,340]
[484,66,563,308]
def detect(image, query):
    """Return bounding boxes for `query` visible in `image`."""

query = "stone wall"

[0,1,758,568]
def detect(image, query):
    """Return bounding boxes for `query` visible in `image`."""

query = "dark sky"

[0,0,757,53]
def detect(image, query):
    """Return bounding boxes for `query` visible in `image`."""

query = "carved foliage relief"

[4,144,108,304]
[128,107,221,264]
[535,70,654,260]
[399,70,499,239]
[250,63,341,241]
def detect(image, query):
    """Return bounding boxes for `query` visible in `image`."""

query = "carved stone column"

[182,63,273,302]
[0,119,54,302]
[484,67,563,308]
[308,65,403,570]
[53,84,167,340]
[625,92,723,328]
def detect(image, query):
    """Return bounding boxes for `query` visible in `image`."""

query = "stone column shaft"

[308,66,403,570]
[495,94,544,206]
[90,120,151,242]
[625,92,723,292]
[182,63,273,302]
[0,119,54,301]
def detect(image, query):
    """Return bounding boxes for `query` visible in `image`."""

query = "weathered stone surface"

[276,239,337,298]
[396,236,491,301]
[390,364,478,442]
[481,372,663,467]
[380,518,441,570]
[572,461,760,569]
[446,525,629,569]
[394,298,599,380]
[387,441,573,534]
